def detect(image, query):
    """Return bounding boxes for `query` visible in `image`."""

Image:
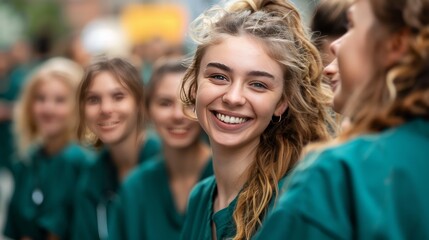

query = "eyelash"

[209,74,228,81]
[86,96,99,104]
[250,82,268,90]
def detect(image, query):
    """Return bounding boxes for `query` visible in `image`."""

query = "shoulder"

[189,175,216,205]
[61,143,95,166]
[123,154,164,189]
[302,119,429,171]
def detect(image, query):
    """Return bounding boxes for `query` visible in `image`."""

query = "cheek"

[32,103,42,119]
[84,106,99,126]
[150,108,170,126]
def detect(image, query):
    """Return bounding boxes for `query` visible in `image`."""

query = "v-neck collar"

[160,156,213,229]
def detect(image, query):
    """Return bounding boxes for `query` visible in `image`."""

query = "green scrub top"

[181,174,288,240]
[71,136,161,240]
[3,142,93,240]
[0,63,38,169]
[109,154,213,240]
[255,119,429,240]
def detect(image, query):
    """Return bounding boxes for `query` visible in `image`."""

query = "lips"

[211,110,251,125]
[97,121,120,131]
[169,128,189,134]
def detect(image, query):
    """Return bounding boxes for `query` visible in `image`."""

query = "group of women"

[3,0,429,239]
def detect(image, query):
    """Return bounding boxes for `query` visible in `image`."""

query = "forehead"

[87,71,130,92]
[200,35,283,77]
[154,72,184,96]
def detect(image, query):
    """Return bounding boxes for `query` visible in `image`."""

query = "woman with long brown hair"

[257,0,429,238]
[71,58,160,240]
[179,0,334,239]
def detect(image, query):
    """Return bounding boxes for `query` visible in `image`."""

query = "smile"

[97,121,119,127]
[215,112,249,124]
[169,128,189,134]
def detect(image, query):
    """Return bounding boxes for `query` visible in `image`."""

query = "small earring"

[271,115,282,123]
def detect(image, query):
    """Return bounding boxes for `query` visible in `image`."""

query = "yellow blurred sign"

[120,4,188,45]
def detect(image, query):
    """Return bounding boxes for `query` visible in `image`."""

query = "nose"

[323,58,338,79]
[222,82,246,106]
[172,102,185,121]
[329,36,342,57]
[100,99,112,115]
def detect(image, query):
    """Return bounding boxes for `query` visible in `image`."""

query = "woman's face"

[333,0,375,112]
[149,72,202,149]
[84,71,139,146]
[195,35,288,149]
[32,78,74,140]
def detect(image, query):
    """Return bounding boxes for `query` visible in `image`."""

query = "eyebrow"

[206,62,275,79]
[206,62,232,72]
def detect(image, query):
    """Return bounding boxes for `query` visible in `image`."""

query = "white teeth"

[99,122,118,126]
[216,113,248,124]
[170,128,187,134]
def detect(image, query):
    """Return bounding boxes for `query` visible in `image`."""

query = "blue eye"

[250,82,267,89]
[210,74,227,81]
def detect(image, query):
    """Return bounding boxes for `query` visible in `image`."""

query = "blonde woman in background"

[4,58,93,240]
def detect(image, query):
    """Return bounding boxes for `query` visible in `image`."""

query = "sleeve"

[254,150,354,240]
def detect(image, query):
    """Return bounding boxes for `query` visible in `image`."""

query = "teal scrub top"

[71,137,161,240]
[109,154,213,240]
[181,174,288,240]
[3,143,93,240]
[255,119,429,240]
[0,63,38,169]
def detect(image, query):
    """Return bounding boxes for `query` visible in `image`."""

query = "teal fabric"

[255,119,429,240]
[181,175,288,240]
[3,143,93,240]
[0,62,39,169]
[109,154,213,240]
[71,137,161,240]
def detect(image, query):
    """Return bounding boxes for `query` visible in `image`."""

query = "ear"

[274,99,288,117]
[384,28,410,67]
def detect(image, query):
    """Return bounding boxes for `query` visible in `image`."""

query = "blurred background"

[0,0,320,237]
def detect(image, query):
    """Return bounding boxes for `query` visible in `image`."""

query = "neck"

[43,134,69,156]
[164,141,210,180]
[109,132,143,181]
[211,139,258,212]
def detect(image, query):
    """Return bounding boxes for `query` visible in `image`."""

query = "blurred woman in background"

[109,59,213,240]
[256,0,429,238]
[71,57,160,240]
[4,57,92,240]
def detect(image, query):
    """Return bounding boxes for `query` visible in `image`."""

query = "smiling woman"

[71,57,161,240]
[179,0,335,239]
[109,58,213,240]
[4,58,93,240]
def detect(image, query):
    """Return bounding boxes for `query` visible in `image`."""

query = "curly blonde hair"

[180,0,335,238]
[14,58,83,158]
[339,0,429,140]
